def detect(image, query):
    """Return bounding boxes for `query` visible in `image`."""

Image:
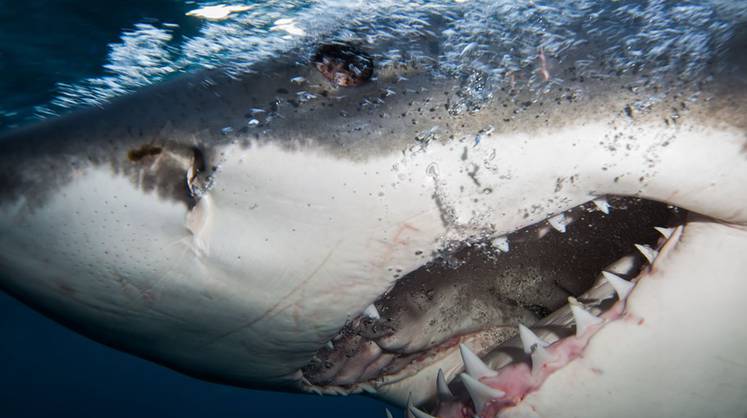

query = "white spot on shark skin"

[186,5,252,21]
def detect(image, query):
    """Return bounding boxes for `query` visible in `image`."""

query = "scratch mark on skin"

[715,355,747,369]
[393,223,420,246]
[205,243,340,344]
[114,273,157,304]
[56,281,77,296]
[372,216,426,269]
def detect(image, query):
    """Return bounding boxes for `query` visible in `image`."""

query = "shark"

[0,1,746,417]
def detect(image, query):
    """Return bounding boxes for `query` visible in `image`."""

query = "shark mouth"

[297,195,740,417]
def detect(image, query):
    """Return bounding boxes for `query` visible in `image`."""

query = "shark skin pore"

[0,1,746,416]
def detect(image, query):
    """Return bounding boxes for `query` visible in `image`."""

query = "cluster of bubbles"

[28,0,743,122]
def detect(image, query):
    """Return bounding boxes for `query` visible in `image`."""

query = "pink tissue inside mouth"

[438,294,634,418]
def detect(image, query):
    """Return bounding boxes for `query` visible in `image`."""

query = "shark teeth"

[436,368,455,400]
[530,344,553,373]
[518,324,554,373]
[635,243,658,264]
[385,408,394,418]
[548,213,568,233]
[405,395,416,418]
[593,197,610,214]
[363,304,381,319]
[654,226,675,239]
[518,324,549,354]
[602,271,634,300]
[459,343,498,379]
[457,344,506,413]
[492,236,510,253]
[568,297,603,336]
[408,405,437,418]
[460,373,506,413]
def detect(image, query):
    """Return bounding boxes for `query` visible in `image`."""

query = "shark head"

[0,1,746,417]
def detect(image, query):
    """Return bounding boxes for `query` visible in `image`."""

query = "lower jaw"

[403,217,747,418]
[300,201,747,417]
[495,218,747,418]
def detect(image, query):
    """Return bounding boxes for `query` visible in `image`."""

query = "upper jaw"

[497,218,747,418]
[391,217,747,418]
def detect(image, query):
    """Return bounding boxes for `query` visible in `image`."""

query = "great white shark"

[1,1,746,417]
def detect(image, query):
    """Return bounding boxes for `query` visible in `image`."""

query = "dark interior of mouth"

[301,197,684,393]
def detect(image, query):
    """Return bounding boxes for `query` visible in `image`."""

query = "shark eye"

[312,42,373,87]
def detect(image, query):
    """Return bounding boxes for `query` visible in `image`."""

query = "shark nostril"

[312,42,373,87]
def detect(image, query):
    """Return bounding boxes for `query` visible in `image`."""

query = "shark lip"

[298,196,685,399]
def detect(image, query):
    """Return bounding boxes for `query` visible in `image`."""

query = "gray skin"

[0,3,746,411]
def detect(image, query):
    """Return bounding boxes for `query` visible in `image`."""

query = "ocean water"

[0,1,389,417]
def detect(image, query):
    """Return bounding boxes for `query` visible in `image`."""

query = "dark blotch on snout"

[312,43,373,87]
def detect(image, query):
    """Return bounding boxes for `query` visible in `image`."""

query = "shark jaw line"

[296,197,683,395]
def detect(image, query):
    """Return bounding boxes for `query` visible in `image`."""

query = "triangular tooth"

[436,368,455,400]
[635,244,658,264]
[492,236,510,253]
[460,373,505,414]
[518,324,549,354]
[602,271,634,300]
[385,408,394,418]
[459,344,498,379]
[406,394,416,418]
[363,304,381,319]
[548,213,567,233]
[359,383,377,394]
[325,340,334,350]
[654,226,674,239]
[593,197,610,214]
[530,344,553,373]
[568,298,603,336]
[409,406,437,418]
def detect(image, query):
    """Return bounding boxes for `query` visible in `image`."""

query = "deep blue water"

[0,0,198,130]
[0,293,389,418]
[0,1,390,417]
